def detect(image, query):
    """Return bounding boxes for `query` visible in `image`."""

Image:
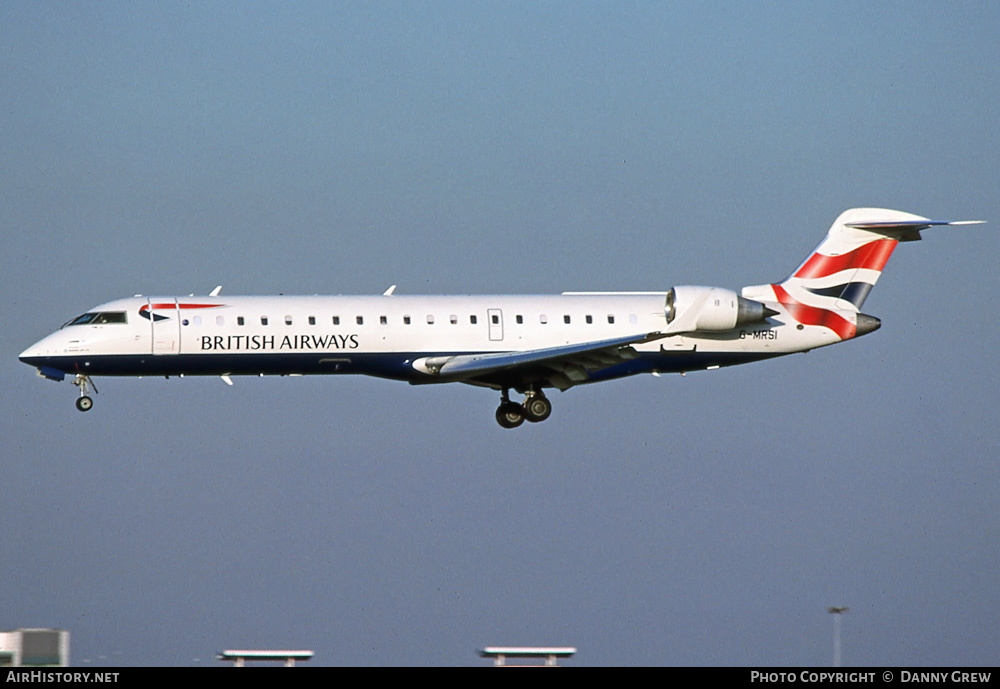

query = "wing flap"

[414,332,664,386]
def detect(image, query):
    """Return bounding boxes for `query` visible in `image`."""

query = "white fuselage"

[20,292,841,387]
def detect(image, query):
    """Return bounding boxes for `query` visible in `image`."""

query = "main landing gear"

[495,388,553,429]
[72,374,98,412]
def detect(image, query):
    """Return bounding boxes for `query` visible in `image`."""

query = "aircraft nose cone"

[19,342,42,364]
[19,331,64,365]
[19,334,72,381]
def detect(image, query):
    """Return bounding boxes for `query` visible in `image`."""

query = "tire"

[523,395,552,423]
[76,396,93,412]
[496,401,525,428]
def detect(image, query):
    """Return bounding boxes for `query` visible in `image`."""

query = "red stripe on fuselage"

[140,303,225,312]
[771,284,855,340]
[794,239,897,279]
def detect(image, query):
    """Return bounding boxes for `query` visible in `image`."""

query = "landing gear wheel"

[495,401,525,429]
[71,374,98,412]
[523,394,552,423]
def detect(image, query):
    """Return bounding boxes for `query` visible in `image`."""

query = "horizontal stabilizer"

[845,218,984,242]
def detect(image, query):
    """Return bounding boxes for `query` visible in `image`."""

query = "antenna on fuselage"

[210,285,222,296]
[383,284,397,296]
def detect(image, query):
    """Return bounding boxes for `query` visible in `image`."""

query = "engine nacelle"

[665,286,774,334]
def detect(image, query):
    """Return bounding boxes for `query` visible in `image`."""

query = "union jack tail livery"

[743,208,983,341]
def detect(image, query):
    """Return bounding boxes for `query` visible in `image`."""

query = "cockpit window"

[65,311,127,327]
[66,313,98,326]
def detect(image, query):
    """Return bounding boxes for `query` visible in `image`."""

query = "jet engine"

[665,286,775,334]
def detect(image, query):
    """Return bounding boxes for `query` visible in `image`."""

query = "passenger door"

[487,308,504,342]
[148,298,181,354]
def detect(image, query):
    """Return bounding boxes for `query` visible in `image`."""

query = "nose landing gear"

[495,388,552,429]
[72,374,98,412]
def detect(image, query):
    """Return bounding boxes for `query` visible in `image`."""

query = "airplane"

[19,208,983,428]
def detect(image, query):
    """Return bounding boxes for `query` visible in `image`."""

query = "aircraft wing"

[414,331,666,390]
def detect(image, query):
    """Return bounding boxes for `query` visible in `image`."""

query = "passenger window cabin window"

[333,316,340,325]
[540,315,548,324]
[427,315,435,324]
[563,315,571,324]
[607,315,615,324]
[356,316,364,325]
[491,314,499,325]
[380,316,387,325]
[586,315,593,324]
[516,315,523,324]
[404,315,411,325]
[308,316,316,325]
[285,316,293,325]
[261,316,269,326]
[237,316,245,326]
[470,315,477,324]
[449,315,458,325]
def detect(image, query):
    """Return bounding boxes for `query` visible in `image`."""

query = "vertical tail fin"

[778,207,921,313]
[742,208,983,340]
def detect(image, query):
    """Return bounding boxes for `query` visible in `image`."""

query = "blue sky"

[2,2,998,666]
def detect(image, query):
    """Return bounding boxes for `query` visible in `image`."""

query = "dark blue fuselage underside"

[20,350,781,388]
